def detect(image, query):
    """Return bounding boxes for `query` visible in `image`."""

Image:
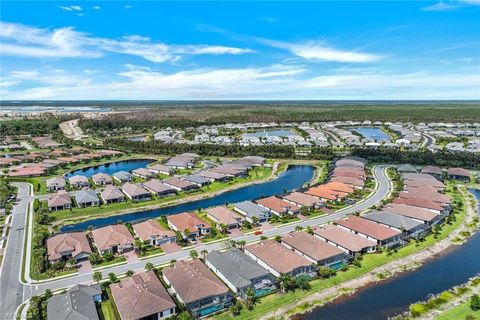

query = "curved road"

[0,165,391,317]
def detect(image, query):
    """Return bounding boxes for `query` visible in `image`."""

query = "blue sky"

[1,1,479,100]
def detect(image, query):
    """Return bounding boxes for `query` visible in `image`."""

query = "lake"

[64,159,154,178]
[351,127,390,142]
[60,165,315,232]
[297,188,480,320]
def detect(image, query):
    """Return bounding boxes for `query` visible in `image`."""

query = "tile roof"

[336,215,401,241]
[282,192,322,207]
[383,203,439,222]
[47,284,101,320]
[74,190,99,204]
[313,224,376,253]
[363,211,423,231]
[256,196,300,214]
[206,206,244,225]
[100,186,124,201]
[281,232,344,262]
[167,212,211,233]
[121,183,150,197]
[133,219,175,241]
[47,232,91,261]
[48,192,72,208]
[91,224,135,251]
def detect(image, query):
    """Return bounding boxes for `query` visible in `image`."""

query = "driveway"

[77,260,92,274]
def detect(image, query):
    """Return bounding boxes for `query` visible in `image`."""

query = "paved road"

[422,133,435,147]
[0,183,32,318]
[59,119,86,140]
[1,165,390,315]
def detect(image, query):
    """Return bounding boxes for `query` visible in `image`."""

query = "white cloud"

[59,5,82,12]
[0,21,253,62]
[422,1,457,11]
[262,39,382,63]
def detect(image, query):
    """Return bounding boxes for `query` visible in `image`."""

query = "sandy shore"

[262,186,479,320]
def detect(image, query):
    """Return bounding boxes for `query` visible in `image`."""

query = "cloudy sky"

[1,1,479,100]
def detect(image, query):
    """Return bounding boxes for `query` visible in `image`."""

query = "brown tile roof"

[143,179,174,194]
[393,197,446,211]
[336,215,400,241]
[399,189,451,204]
[167,212,211,233]
[256,196,300,214]
[421,165,443,175]
[163,177,196,189]
[132,219,175,242]
[330,176,365,188]
[47,232,91,261]
[7,165,46,177]
[121,183,150,197]
[281,232,344,262]
[48,192,72,208]
[100,186,125,201]
[163,259,229,304]
[282,192,322,207]
[91,224,134,251]
[384,203,439,222]
[335,158,365,168]
[198,170,228,180]
[206,206,244,225]
[305,185,347,201]
[313,224,376,253]
[324,181,355,193]
[110,270,176,320]
[91,173,112,184]
[245,239,313,274]
[447,167,470,177]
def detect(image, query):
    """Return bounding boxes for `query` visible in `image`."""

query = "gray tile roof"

[363,211,423,232]
[74,190,99,204]
[397,164,417,173]
[184,174,210,185]
[47,284,101,320]
[113,171,132,181]
[206,248,271,289]
[233,201,271,220]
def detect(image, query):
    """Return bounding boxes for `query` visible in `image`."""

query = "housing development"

[1,1,480,320]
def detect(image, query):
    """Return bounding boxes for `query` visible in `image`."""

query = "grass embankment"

[212,185,468,320]
[436,302,480,320]
[49,166,273,224]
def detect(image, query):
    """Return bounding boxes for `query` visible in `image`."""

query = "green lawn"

[212,186,468,320]
[98,298,120,320]
[93,256,126,269]
[436,301,480,320]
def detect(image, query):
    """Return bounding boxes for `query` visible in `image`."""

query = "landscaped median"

[211,184,474,320]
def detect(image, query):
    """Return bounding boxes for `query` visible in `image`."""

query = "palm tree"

[237,240,246,250]
[251,216,259,227]
[245,287,257,310]
[277,273,292,293]
[219,223,227,234]
[108,272,118,283]
[200,249,208,260]
[92,271,102,283]
[190,250,199,259]
[306,226,314,235]
[145,262,154,271]
[295,275,311,291]
[126,270,134,277]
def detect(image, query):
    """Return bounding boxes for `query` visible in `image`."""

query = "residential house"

[447,167,470,181]
[363,211,425,239]
[162,259,232,318]
[91,173,112,186]
[184,174,210,187]
[383,203,442,227]
[421,165,443,180]
[48,192,72,211]
[205,248,276,299]
[397,164,418,174]
[281,232,348,269]
[46,232,92,263]
[110,270,177,320]
[233,201,271,223]
[211,165,248,178]
[240,156,266,166]
[132,168,154,180]
[74,190,100,208]
[113,171,133,183]
[46,177,66,192]
[162,177,199,192]
[336,215,402,248]
[143,179,176,196]
[206,206,244,230]
[282,192,324,210]
[197,170,230,182]
[68,175,89,189]
[313,224,377,256]
[91,224,135,255]
[244,239,317,278]
[149,164,175,176]
[100,186,125,204]
[122,183,151,201]
[256,196,301,216]
[133,219,176,245]
[47,284,102,320]
[167,212,211,240]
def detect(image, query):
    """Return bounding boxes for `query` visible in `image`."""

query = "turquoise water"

[255,288,274,297]
[351,127,390,142]
[196,304,225,317]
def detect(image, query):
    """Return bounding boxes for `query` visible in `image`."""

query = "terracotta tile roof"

[313,224,376,253]
[143,179,175,194]
[47,232,91,261]
[256,196,300,214]
[163,177,197,189]
[91,224,135,251]
[336,215,400,241]
[245,239,313,274]
[133,219,175,241]
[91,173,112,184]
[330,176,365,188]
[110,270,176,320]
[393,197,446,211]
[421,165,443,175]
[163,259,229,304]
[399,189,451,204]
[447,167,470,177]
[47,192,72,208]
[305,185,347,201]
[121,183,150,197]
[383,203,439,223]
[281,232,344,262]
[167,212,211,233]
[100,186,124,201]
[324,181,355,193]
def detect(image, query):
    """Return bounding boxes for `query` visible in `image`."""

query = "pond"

[297,188,480,320]
[60,165,315,232]
[351,127,390,142]
[64,159,154,178]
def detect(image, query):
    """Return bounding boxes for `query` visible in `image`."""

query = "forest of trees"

[0,116,75,136]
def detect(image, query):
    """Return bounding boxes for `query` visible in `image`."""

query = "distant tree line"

[351,148,480,169]
[0,115,75,136]
[104,138,336,160]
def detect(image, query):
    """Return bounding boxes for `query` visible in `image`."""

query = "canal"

[298,188,480,320]
[60,165,315,232]
[352,127,390,142]
[64,159,154,178]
